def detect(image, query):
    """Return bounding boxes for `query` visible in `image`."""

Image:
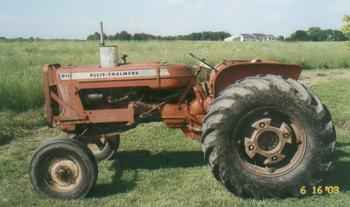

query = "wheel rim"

[46,158,82,192]
[87,136,108,155]
[235,107,306,177]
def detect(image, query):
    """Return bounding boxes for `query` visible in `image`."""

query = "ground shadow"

[326,160,350,192]
[116,150,204,170]
[325,142,350,192]
[90,150,204,198]
[0,135,14,146]
[90,159,137,198]
[335,142,350,148]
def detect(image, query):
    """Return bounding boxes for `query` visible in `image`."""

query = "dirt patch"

[300,69,350,86]
[336,120,350,130]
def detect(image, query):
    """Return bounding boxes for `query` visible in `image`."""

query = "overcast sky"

[1,0,349,39]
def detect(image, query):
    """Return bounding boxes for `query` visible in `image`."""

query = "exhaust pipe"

[99,21,119,68]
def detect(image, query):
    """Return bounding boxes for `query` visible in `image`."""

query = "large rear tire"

[201,75,336,198]
[30,138,98,199]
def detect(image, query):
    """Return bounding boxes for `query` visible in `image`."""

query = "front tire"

[201,75,336,198]
[30,138,98,199]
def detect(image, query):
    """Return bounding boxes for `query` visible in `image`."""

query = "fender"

[209,61,302,96]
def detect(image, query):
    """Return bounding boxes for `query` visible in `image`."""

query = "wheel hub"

[49,159,81,191]
[244,118,293,165]
[257,130,280,151]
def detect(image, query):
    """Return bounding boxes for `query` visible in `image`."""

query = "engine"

[80,87,185,110]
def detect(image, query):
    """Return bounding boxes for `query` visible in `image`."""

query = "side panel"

[42,63,196,133]
[210,63,302,96]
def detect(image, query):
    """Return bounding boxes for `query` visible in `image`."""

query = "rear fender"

[209,62,302,96]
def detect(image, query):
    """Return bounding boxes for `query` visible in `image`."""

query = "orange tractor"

[30,25,336,199]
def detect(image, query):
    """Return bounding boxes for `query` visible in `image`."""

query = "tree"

[87,32,107,41]
[287,27,347,42]
[341,15,350,39]
[86,31,231,41]
[324,29,347,41]
[307,27,324,41]
[178,31,230,41]
[334,30,347,41]
[133,33,157,41]
[288,30,309,41]
[118,31,132,40]
[87,32,100,40]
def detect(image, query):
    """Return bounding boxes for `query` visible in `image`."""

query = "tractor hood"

[46,63,194,90]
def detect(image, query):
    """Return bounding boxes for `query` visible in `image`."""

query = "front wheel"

[30,138,98,199]
[201,75,336,198]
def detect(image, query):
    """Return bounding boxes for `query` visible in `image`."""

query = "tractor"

[29,24,336,199]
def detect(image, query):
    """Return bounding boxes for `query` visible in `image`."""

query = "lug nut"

[259,123,266,128]
[283,133,289,138]
[272,156,277,161]
[248,145,255,151]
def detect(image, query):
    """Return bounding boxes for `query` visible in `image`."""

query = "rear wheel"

[201,75,336,198]
[30,138,98,199]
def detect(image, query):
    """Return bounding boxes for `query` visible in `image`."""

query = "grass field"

[0,40,350,111]
[0,40,350,206]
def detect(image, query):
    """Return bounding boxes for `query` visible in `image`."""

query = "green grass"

[0,110,45,145]
[0,40,350,111]
[0,71,350,207]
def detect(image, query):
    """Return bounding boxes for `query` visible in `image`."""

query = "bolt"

[259,122,266,128]
[248,145,255,151]
[283,133,289,138]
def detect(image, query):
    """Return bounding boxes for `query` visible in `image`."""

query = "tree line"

[286,27,348,41]
[86,28,349,42]
[86,31,231,41]
[86,16,350,42]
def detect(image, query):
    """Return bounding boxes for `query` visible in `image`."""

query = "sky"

[0,0,349,39]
